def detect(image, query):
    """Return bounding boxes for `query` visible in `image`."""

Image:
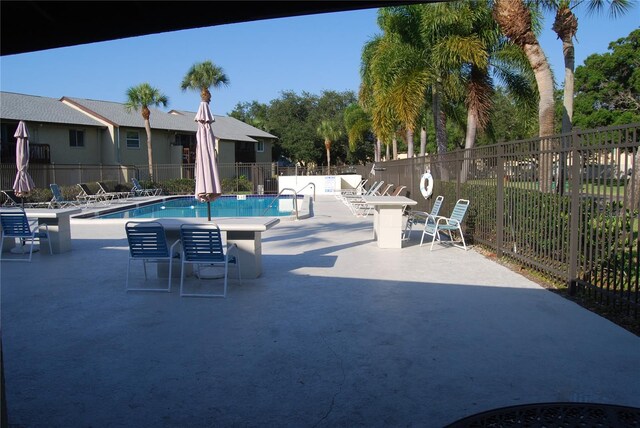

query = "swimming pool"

[91,195,304,219]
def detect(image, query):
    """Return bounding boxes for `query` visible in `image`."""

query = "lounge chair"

[125,221,179,292]
[179,223,240,298]
[1,190,49,208]
[421,198,470,250]
[49,184,83,208]
[335,179,368,200]
[77,183,113,205]
[403,195,444,240]
[0,208,52,262]
[97,181,131,201]
[131,178,162,197]
[343,181,385,214]
[350,183,394,216]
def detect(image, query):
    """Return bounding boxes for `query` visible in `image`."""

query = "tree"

[549,0,632,134]
[542,0,633,136]
[573,28,640,127]
[344,103,372,153]
[316,120,343,174]
[180,60,229,103]
[493,0,556,192]
[229,101,270,132]
[124,83,169,182]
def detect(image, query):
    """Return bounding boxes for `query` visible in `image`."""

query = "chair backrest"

[449,199,470,223]
[180,224,225,263]
[378,183,394,196]
[132,178,143,190]
[50,184,64,201]
[367,181,385,196]
[430,195,444,217]
[2,190,21,205]
[125,221,170,258]
[0,210,32,237]
[356,179,368,193]
[391,185,406,197]
[77,183,95,196]
[97,182,110,193]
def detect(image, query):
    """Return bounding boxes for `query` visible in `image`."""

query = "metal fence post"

[496,143,505,258]
[568,129,581,295]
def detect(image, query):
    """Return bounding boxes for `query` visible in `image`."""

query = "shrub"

[222,175,253,193]
[159,178,195,195]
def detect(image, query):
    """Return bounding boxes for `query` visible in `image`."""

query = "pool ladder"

[262,183,315,221]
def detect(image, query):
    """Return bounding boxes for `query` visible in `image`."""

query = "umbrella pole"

[207,201,211,221]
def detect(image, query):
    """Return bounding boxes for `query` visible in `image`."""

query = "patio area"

[2,195,639,427]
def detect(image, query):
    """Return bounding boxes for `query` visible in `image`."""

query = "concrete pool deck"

[1,195,639,427]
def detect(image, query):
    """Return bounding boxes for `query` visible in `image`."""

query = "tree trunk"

[144,119,154,181]
[553,6,577,135]
[406,128,414,158]
[493,0,556,192]
[461,108,478,183]
[325,141,331,175]
[386,142,390,161]
[523,42,556,192]
[420,127,426,157]
[392,136,398,160]
[375,138,381,162]
[432,84,447,155]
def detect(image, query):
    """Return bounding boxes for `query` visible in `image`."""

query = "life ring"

[420,172,433,199]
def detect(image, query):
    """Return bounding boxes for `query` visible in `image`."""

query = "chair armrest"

[226,243,239,255]
[170,239,181,257]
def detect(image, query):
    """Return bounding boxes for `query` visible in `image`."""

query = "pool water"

[97,195,300,219]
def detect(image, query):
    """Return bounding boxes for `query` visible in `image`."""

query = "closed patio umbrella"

[12,121,35,208]
[194,101,222,221]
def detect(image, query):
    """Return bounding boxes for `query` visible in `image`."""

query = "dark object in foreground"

[444,402,640,427]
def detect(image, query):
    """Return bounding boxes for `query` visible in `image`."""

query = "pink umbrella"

[194,101,222,221]
[13,121,36,207]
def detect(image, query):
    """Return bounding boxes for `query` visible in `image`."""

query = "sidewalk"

[2,196,639,427]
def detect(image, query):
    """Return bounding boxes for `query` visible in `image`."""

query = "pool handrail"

[263,188,299,220]
[296,183,315,200]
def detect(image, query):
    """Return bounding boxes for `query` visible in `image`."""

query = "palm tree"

[180,60,229,103]
[316,120,343,174]
[360,35,389,162]
[493,0,557,192]
[343,103,372,154]
[549,0,632,134]
[124,83,169,182]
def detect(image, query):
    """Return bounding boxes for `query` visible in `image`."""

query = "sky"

[1,5,638,117]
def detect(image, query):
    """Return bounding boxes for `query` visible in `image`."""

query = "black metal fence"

[355,123,639,318]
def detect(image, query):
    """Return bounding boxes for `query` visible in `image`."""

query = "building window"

[126,131,140,149]
[256,141,264,152]
[69,129,84,147]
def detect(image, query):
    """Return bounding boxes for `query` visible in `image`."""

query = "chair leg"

[430,227,439,251]
[223,262,229,298]
[126,259,131,290]
[179,259,186,297]
[166,258,173,292]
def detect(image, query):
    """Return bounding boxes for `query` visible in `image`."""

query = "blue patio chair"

[125,221,179,292]
[403,195,444,240]
[131,178,162,197]
[179,223,240,298]
[0,208,52,262]
[421,198,470,251]
[49,184,82,208]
